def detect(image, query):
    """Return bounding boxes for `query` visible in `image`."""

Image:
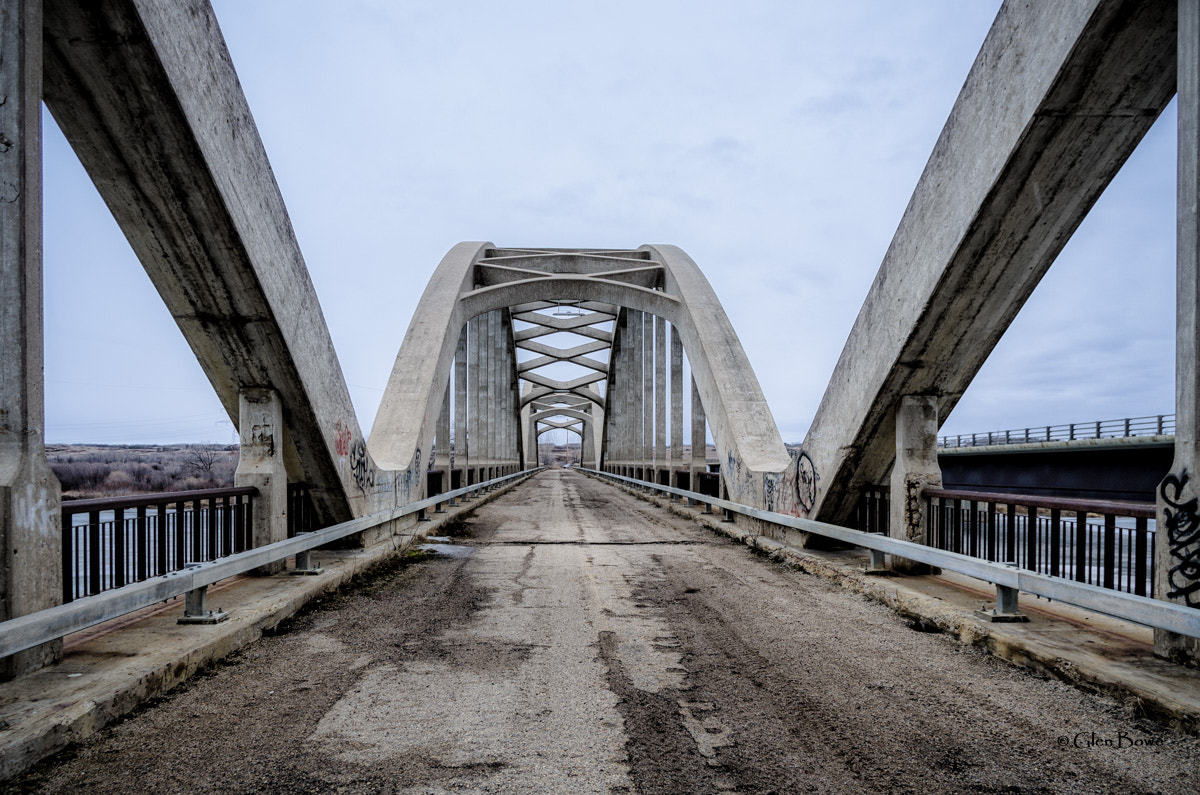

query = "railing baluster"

[88,509,101,596]
[212,496,221,558]
[136,505,148,582]
[155,501,167,576]
[61,510,73,603]
[113,506,127,589]
[1135,516,1149,597]
[1074,510,1088,583]
[1103,514,1117,591]
[1049,508,1061,578]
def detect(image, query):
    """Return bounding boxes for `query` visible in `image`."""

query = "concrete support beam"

[629,309,644,469]
[435,379,451,492]
[642,311,653,474]
[503,310,520,466]
[0,0,62,680]
[671,327,684,487]
[691,375,707,487]
[468,314,483,480]
[454,327,467,482]
[489,310,500,466]
[655,316,667,474]
[799,0,1177,525]
[888,396,942,573]
[234,388,288,576]
[42,0,366,523]
[1157,0,1200,664]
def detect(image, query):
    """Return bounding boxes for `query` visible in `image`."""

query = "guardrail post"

[178,580,228,625]
[0,0,65,680]
[889,396,942,573]
[864,533,889,574]
[976,565,1028,623]
[291,533,323,576]
[234,388,288,575]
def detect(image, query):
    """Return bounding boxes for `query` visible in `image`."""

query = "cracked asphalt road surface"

[13,469,1200,793]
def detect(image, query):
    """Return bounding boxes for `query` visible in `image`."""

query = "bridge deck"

[8,470,1199,792]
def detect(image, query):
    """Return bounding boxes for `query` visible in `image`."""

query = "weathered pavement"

[12,469,1200,793]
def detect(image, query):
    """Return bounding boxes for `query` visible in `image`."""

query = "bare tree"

[184,444,219,478]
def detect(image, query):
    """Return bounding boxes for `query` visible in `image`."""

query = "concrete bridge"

[4,0,1200,784]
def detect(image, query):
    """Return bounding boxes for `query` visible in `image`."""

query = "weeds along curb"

[580,470,1200,736]
[0,472,536,784]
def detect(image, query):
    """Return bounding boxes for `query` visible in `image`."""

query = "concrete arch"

[369,243,790,507]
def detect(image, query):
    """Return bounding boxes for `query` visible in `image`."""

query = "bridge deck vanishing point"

[9,470,1200,794]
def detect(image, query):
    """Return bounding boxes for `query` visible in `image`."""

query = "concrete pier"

[0,0,62,679]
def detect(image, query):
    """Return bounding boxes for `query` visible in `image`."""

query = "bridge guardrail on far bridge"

[0,469,542,661]
[583,469,1200,643]
[938,414,1175,448]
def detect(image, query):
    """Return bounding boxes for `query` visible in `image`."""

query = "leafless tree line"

[48,444,237,499]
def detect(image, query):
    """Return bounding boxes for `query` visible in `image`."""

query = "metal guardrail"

[62,487,256,602]
[938,414,1175,448]
[584,469,1200,641]
[0,469,539,660]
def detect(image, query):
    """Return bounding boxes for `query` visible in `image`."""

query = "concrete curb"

[0,475,532,783]
[589,472,1200,736]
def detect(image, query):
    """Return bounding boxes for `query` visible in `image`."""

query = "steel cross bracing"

[470,248,663,458]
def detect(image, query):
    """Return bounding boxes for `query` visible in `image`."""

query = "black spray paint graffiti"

[398,448,423,496]
[764,475,776,512]
[794,452,818,513]
[1160,469,1200,606]
[350,439,376,492]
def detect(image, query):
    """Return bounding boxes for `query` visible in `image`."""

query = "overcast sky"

[41,1,1177,446]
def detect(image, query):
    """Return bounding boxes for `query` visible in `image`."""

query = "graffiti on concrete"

[763,473,777,512]
[794,452,818,513]
[14,483,54,537]
[1160,469,1200,606]
[334,420,351,457]
[350,439,376,492]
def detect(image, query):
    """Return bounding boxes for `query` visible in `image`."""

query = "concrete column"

[642,311,653,475]
[628,309,643,471]
[581,410,595,468]
[0,0,63,679]
[435,378,450,492]
[454,326,467,485]
[526,408,538,467]
[1156,0,1200,663]
[691,374,707,488]
[234,388,289,575]
[503,311,519,465]
[589,406,603,468]
[468,315,482,482]
[606,313,626,469]
[888,395,941,573]
[655,317,668,477]
[487,310,499,469]
[671,327,684,486]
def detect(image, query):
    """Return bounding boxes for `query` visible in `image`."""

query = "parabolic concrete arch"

[369,244,792,507]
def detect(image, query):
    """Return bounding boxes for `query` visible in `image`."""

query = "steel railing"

[938,414,1174,448]
[61,487,256,603]
[583,469,1200,641]
[923,488,1155,596]
[0,469,539,660]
